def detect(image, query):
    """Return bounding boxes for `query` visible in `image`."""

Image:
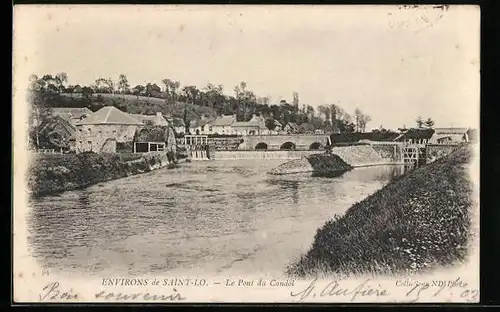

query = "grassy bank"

[287,144,473,277]
[28,152,169,197]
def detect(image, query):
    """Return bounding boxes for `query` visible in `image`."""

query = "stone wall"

[76,124,138,153]
[239,134,330,150]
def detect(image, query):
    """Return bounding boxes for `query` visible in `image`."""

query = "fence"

[31,149,63,154]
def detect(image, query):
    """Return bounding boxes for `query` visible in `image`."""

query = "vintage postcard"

[13,5,480,303]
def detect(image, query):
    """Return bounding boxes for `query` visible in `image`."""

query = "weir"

[211,150,318,160]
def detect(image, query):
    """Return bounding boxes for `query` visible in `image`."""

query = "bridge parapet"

[240,134,330,150]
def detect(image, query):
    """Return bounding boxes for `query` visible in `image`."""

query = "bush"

[27,151,165,197]
[287,145,473,277]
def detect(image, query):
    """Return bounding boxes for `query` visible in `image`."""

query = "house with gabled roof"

[39,114,77,151]
[208,114,236,135]
[428,127,470,144]
[189,115,216,135]
[232,114,268,135]
[50,107,93,126]
[393,128,435,145]
[283,122,299,134]
[75,106,143,153]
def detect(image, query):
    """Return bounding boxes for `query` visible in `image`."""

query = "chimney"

[200,115,206,120]
[252,114,257,119]
[156,112,162,117]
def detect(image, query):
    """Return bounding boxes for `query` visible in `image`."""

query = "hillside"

[59,93,218,120]
[287,144,474,277]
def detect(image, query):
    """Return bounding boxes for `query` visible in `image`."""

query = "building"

[133,125,177,154]
[393,128,435,145]
[283,122,299,134]
[39,114,77,151]
[298,122,315,134]
[167,117,186,135]
[208,114,236,135]
[428,127,470,144]
[129,112,169,127]
[272,119,283,132]
[189,115,215,135]
[75,106,143,153]
[232,114,268,136]
[50,107,93,126]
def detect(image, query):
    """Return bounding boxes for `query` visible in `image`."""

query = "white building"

[209,114,236,135]
[232,114,268,135]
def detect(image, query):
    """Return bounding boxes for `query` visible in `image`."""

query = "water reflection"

[266,179,300,204]
[28,161,406,276]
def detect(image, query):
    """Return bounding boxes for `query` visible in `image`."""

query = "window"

[157,143,165,152]
[88,128,92,133]
[209,126,213,132]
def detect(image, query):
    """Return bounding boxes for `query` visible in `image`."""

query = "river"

[27,160,406,278]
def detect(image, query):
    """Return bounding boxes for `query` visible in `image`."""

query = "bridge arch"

[280,142,296,150]
[255,142,268,150]
[309,142,323,150]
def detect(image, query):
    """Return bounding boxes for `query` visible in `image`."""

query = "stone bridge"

[238,134,331,150]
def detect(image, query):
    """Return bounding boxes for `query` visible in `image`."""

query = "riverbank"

[28,152,177,197]
[286,144,473,277]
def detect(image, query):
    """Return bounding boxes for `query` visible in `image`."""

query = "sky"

[13,5,480,130]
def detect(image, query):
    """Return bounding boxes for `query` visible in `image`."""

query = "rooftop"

[210,115,236,127]
[76,106,143,126]
[50,107,93,120]
[129,113,169,127]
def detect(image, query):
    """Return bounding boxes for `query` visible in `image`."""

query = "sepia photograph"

[13,4,480,303]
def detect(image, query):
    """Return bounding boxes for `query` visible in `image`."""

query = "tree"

[182,85,200,105]
[132,85,145,97]
[145,83,161,97]
[306,105,315,120]
[360,114,371,132]
[330,104,337,133]
[55,72,68,92]
[106,77,116,96]
[265,118,277,130]
[40,75,58,94]
[162,78,181,104]
[416,116,424,129]
[94,78,108,93]
[204,83,224,109]
[292,92,299,108]
[81,86,94,101]
[424,118,435,129]
[117,74,130,94]
[318,105,331,126]
[27,91,54,149]
[354,108,363,132]
[28,74,41,91]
